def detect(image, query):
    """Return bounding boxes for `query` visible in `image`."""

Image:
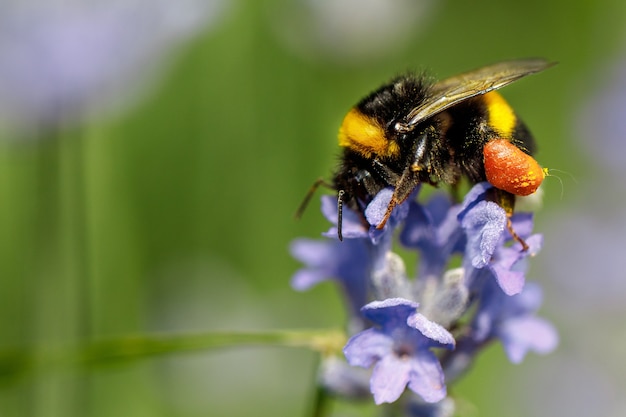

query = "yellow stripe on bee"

[483,91,517,137]
[338,108,399,158]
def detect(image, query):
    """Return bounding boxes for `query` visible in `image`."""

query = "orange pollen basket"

[483,139,545,196]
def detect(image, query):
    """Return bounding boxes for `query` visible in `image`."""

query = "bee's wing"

[399,58,555,131]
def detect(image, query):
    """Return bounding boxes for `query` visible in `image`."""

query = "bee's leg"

[374,131,432,230]
[295,178,334,220]
[375,168,420,230]
[492,189,529,251]
[376,199,398,230]
[506,217,529,252]
[371,159,401,185]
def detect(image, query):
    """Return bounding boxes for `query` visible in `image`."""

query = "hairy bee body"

[299,59,553,247]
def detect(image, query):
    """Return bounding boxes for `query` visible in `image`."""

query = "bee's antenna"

[544,168,576,201]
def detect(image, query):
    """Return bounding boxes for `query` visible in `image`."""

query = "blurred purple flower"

[290,236,370,318]
[291,195,372,317]
[486,231,542,296]
[441,278,557,382]
[470,278,558,363]
[542,204,626,310]
[0,1,225,133]
[548,51,626,311]
[577,55,626,175]
[291,193,413,319]
[271,0,439,64]
[343,298,454,404]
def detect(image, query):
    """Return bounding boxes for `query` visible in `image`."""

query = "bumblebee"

[298,59,553,249]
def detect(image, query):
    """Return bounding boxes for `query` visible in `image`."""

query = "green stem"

[0,328,346,379]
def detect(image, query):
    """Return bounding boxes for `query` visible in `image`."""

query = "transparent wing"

[398,58,555,131]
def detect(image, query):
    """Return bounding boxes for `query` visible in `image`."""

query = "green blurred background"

[0,0,625,416]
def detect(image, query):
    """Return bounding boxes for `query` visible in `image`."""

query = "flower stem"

[0,329,346,380]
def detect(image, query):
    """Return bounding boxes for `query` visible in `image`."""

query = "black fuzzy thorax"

[356,73,433,134]
[333,74,436,213]
[332,73,538,216]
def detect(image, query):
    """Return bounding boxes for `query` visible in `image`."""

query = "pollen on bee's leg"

[484,139,545,197]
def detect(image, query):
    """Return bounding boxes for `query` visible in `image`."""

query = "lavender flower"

[458,182,543,295]
[290,192,412,321]
[291,183,557,410]
[343,298,454,404]
[290,195,371,320]
[576,55,626,176]
[477,280,558,363]
[399,193,465,279]
[290,235,370,320]
[0,1,225,133]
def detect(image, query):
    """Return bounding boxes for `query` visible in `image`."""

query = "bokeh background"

[1,0,625,416]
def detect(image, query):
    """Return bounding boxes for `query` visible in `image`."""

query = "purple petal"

[436,205,465,250]
[499,316,559,363]
[365,188,394,227]
[290,269,327,291]
[399,201,433,247]
[489,236,543,295]
[321,195,369,239]
[344,328,393,368]
[370,355,411,404]
[490,264,525,296]
[400,195,462,250]
[290,238,337,290]
[361,298,419,327]
[406,313,455,347]
[459,182,492,213]
[407,352,447,403]
[472,303,494,342]
[461,201,507,268]
[289,235,370,314]
[469,272,506,341]
[365,188,410,243]
[400,197,465,278]
[321,195,339,224]
[290,238,334,267]
[523,234,543,256]
[513,282,544,312]
[509,213,535,239]
[424,193,455,227]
